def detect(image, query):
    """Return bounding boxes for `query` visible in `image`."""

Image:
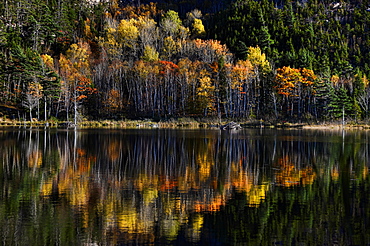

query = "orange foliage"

[104,89,123,114]
[274,66,316,97]
[194,195,225,212]
[193,39,230,58]
[158,60,179,75]
[275,155,316,187]
[159,178,178,191]
[120,3,161,20]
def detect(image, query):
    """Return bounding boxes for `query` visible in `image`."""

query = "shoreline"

[1,119,370,130]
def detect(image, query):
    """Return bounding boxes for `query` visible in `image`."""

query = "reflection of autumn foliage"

[36,145,321,244]
[331,166,340,181]
[28,150,43,168]
[106,139,121,161]
[231,160,269,207]
[40,147,97,227]
[247,184,269,207]
[194,195,224,212]
[36,142,320,243]
[231,160,253,192]
[4,130,370,245]
[275,155,316,187]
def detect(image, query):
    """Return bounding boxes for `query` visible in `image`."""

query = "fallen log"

[220,121,242,130]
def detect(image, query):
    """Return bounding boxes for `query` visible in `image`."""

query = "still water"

[0,128,369,245]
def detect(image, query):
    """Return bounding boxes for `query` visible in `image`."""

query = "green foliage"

[328,86,353,120]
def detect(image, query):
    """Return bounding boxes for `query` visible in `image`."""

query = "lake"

[0,127,369,245]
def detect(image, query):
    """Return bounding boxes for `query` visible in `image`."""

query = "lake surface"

[0,128,370,245]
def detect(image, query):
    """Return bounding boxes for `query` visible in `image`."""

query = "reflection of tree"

[274,155,316,187]
[1,129,370,245]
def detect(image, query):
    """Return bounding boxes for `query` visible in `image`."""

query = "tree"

[328,86,353,122]
[22,80,43,121]
[196,69,215,116]
[274,66,316,119]
[358,75,370,120]
[117,19,139,49]
[58,41,96,123]
[141,45,159,62]
[40,54,61,120]
[246,46,273,117]
[160,10,182,37]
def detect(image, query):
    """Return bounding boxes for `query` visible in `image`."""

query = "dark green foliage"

[328,86,354,120]
[210,0,370,76]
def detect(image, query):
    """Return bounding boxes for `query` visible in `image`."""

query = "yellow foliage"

[67,178,90,207]
[117,19,139,48]
[192,18,206,37]
[143,188,158,205]
[162,36,177,58]
[98,28,121,57]
[84,19,92,38]
[247,184,269,207]
[66,42,90,66]
[40,180,53,197]
[192,214,204,232]
[117,208,141,233]
[40,54,54,69]
[197,153,212,182]
[141,45,159,62]
[331,74,340,86]
[363,74,369,88]
[246,46,271,74]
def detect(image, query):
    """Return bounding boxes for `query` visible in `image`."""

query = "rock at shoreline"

[220,122,242,130]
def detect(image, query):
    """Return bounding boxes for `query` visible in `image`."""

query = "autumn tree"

[160,10,182,37]
[58,41,96,123]
[103,89,123,117]
[196,69,215,116]
[22,80,43,121]
[246,46,272,118]
[224,60,253,118]
[274,66,316,119]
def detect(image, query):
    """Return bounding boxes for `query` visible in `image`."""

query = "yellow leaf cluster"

[246,46,271,74]
[141,45,159,62]
[192,18,206,37]
[40,54,54,69]
[117,19,139,48]
[247,184,269,207]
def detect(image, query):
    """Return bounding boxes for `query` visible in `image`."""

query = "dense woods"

[2,0,370,123]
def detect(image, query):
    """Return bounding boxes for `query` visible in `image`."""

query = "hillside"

[0,0,369,123]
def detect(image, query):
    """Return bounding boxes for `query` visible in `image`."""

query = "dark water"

[0,128,369,245]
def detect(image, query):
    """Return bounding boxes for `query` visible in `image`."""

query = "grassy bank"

[1,118,370,130]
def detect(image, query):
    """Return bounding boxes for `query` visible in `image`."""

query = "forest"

[1,0,370,123]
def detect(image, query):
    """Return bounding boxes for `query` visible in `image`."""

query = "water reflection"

[0,128,369,245]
